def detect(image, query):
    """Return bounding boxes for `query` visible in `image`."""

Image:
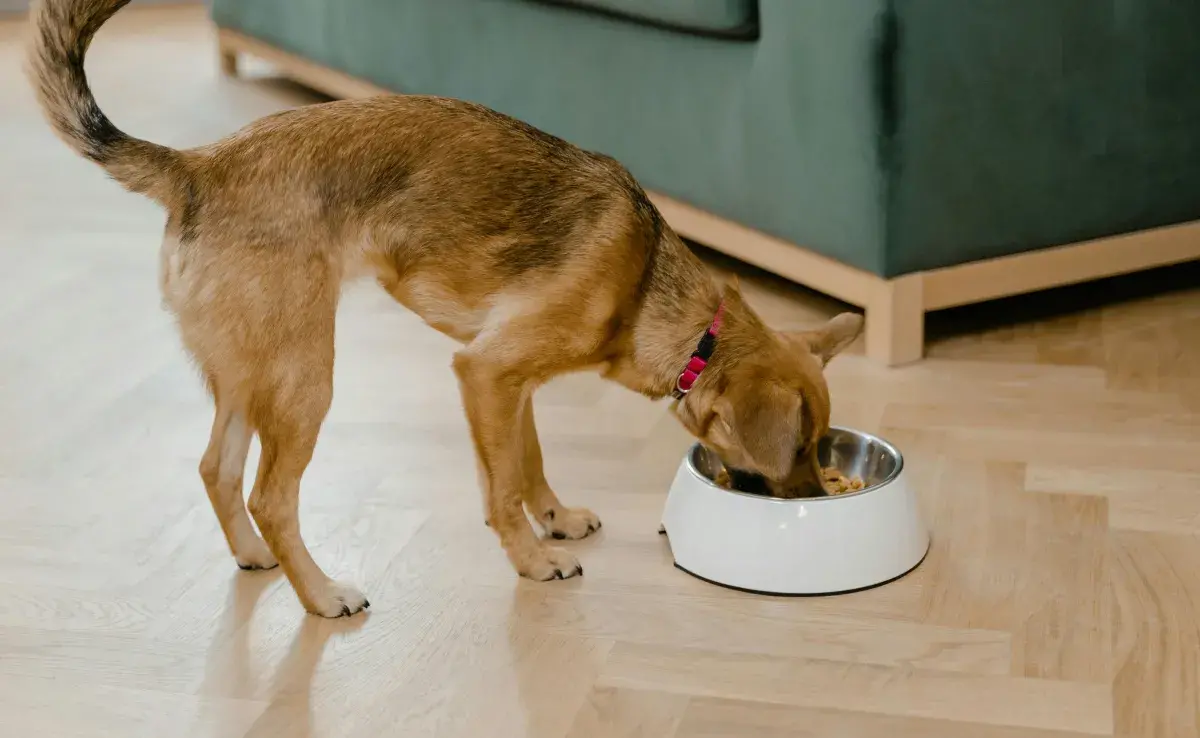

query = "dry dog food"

[822,466,865,495]
[713,467,734,490]
[711,465,864,497]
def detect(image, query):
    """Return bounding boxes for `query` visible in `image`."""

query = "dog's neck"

[614,235,725,399]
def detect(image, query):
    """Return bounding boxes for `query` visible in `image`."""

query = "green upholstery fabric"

[538,0,758,38]
[212,0,890,274]
[211,0,1200,278]
[886,1,1200,275]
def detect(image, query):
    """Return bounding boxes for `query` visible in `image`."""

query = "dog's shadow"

[198,571,368,738]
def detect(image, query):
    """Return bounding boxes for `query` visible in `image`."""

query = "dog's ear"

[788,313,864,366]
[713,383,802,480]
[719,275,744,309]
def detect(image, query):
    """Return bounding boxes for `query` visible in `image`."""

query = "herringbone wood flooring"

[2,6,1199,737]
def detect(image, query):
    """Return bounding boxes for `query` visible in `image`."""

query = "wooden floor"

[3,6,1200,737]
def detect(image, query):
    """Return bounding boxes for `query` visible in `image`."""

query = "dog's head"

[672,284,863,496]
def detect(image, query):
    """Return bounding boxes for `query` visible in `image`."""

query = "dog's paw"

[543,506,602,541]
[304,580,370,618]
[234,539,279,571]
[515,545,584,581]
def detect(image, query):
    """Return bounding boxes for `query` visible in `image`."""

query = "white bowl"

[659,427,929,595]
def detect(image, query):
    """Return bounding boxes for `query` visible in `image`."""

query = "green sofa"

[211,0,1200,363]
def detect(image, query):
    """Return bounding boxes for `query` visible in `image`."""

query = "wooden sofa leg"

[218,44,239,77]
[865,274,925,366]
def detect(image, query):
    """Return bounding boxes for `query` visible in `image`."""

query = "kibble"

[711,464,864,497]
[713,467,733,490]
[822,466,865,495]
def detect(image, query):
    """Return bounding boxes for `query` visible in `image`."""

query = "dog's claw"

[362,599,370,609]
[553,568,563,580]
[574,564,584,576]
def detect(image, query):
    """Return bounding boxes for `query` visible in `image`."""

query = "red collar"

[672,301,725,399]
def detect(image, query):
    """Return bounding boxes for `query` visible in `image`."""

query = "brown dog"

[28,0,863,617]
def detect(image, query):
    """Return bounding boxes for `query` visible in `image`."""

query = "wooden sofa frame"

[218,27,1200,365]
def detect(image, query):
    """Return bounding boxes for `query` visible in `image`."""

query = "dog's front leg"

[453,351,583,580]
[519,397,601,540]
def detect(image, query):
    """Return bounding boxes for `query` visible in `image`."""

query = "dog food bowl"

[659,427,928,595]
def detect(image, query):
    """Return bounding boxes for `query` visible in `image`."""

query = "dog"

[28,0,864,617]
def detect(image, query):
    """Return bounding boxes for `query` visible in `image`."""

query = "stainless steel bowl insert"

[687,426,904,500]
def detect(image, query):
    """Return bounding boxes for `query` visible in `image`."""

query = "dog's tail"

[27,0,189,206]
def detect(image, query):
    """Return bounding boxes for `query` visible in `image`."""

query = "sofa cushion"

[534,0,758,40]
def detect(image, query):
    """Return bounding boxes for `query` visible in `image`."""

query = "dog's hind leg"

[245,346,369,618]
[519,397,601,540]
[199,390,277,571]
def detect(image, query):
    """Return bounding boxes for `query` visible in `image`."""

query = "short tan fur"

[27,0,862,616]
